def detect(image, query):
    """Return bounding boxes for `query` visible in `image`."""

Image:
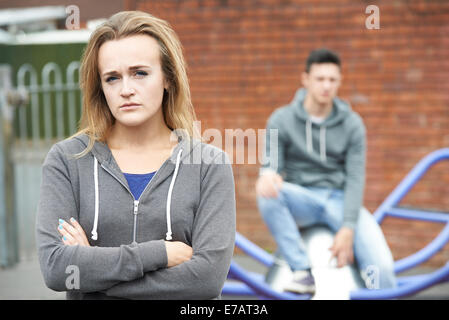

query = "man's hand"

[165,241,193,267]
[329,227,354,268]
[255,171,283,198]
[58,217,91,247]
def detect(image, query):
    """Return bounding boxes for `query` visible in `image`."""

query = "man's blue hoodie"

[261,88,366,229]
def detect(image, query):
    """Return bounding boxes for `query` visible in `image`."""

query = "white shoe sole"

[283,283,316,294]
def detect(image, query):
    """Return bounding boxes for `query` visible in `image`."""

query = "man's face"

[302,63,342,106]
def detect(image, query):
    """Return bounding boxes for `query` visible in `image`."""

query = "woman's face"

[98,34,167,128]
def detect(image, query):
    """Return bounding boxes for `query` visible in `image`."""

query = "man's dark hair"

[305,48,341,73]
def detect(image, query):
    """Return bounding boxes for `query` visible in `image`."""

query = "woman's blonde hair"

[72,11,199,157]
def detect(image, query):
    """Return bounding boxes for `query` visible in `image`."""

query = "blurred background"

[0,0,448,299]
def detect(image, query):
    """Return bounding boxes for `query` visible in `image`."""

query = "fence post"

[0,64,25,268]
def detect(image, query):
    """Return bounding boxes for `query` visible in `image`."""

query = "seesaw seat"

[265,226,365,300]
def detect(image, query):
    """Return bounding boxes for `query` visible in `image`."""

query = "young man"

[256,48,396,294]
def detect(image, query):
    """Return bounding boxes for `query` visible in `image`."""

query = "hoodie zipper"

[100,159,171,244]
[99,164,138,243]
[132,200,139,245]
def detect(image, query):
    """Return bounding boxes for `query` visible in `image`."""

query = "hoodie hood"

[290,88,353,162]
[291,88,352,126]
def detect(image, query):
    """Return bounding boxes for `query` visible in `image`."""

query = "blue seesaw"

[222,148,449,300]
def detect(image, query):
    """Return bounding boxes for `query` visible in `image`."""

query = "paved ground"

[0,255,65,300]
[0,254,448,300]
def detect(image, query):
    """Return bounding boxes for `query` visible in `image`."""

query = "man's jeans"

[257,182,397,289]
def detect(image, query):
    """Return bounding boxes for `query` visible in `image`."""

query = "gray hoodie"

[262,88,366,229]
[35,133,236,299]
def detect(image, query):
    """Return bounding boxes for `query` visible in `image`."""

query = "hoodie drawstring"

[305,119,327,162]
[90,148,183,242]
[320,126,327,162]
[91,157,99,240]
[306,119,313,155]
[165,149,183,241]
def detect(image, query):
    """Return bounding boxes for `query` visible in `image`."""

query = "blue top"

[123,171,156,200]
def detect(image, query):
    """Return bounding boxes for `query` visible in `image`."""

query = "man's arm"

[260,113,285,176]
[257,113,287,198]
[343,117,366,230]
[331,117,366,267]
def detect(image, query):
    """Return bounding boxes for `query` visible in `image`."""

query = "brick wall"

[0,0,124,22]
[132,0,449,268]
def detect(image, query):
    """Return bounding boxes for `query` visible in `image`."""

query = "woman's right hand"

[165,241,193,267]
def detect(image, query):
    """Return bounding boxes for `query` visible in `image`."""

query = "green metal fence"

[0,42,86,266]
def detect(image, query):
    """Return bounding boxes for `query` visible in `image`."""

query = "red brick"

[138,0,449,267]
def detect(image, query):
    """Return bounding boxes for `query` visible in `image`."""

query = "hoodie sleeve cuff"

[137,239,168,272]
[259,168,277,176]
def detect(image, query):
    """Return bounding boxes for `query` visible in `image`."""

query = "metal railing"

[223,148,449,300]
[0,61,82,265]
[351,148,449,299]
[14,61,82,160]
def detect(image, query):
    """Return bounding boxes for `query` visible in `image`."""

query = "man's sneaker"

[283,269,316,294]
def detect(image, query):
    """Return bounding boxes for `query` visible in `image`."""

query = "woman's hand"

[58,218,91,247]
[165,241,193,267]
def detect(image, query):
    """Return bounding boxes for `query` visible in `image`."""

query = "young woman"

[35,11,236,300]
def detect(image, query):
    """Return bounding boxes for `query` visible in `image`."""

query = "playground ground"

[0,254,448,300]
